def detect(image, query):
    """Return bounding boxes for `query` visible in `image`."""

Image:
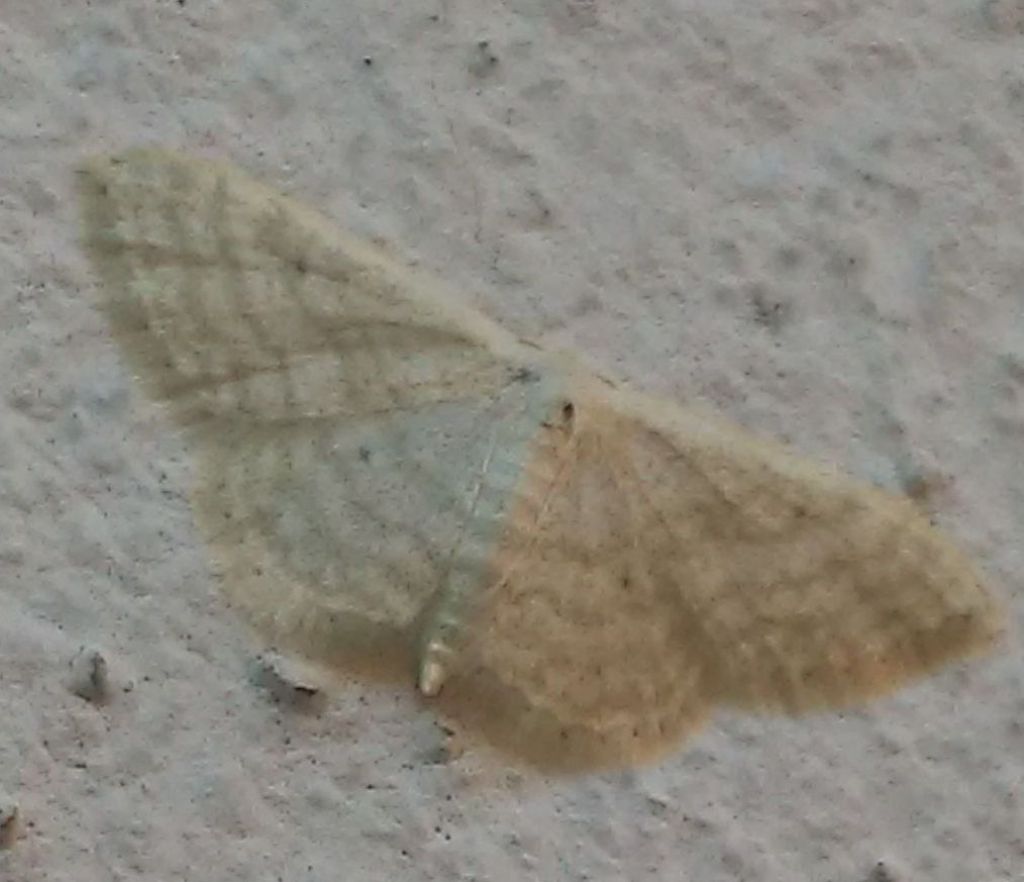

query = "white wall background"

[1,2,1021,880]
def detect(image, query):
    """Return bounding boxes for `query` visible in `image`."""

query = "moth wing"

[79,150,1004,770]
[78,149,564,677]
[605,390,1004,714]
[77,148,527,426]
[188,384,559,681]
[444,386,1004,769]
[439,389,713,770]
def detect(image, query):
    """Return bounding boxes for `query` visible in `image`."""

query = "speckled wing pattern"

[78,149,1005,771]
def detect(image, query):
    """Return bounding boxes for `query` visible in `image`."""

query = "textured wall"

[1,2,1021,880]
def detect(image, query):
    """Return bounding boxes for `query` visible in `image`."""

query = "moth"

[78,149,1005,770]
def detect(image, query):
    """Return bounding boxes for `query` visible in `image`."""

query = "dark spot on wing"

[511,366,541,384]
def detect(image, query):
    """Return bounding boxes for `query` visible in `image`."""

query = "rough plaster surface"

[1,2,1022,880]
